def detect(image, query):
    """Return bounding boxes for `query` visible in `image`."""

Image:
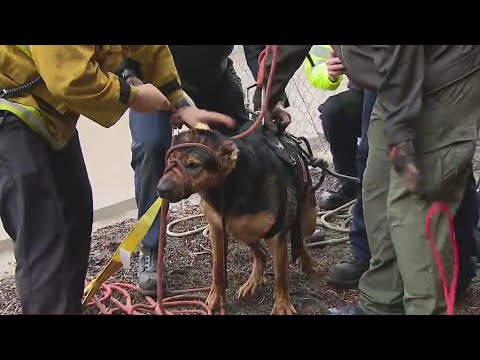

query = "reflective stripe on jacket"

[0,45,67,150]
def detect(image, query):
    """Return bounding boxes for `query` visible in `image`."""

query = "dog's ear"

[218,140,239,174]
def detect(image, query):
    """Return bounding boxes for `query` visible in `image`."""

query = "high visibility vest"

[0,45,66,150]
[309,45,332,63]
[304,45,343,91]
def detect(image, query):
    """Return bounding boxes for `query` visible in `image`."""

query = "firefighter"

[264,45,480,314]
[0,45,234,314]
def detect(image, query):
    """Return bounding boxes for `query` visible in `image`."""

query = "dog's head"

[157,129,239,203]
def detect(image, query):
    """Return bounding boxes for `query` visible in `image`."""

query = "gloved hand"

[264,101,291,134]
[311,154,329,170]
[389,140,421,194]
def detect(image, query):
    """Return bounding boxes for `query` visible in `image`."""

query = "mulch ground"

[1,165,479,315]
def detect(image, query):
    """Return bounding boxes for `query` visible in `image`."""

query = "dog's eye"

[186,163,202,173]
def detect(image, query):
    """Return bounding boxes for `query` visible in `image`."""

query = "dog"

[156,124,322,315]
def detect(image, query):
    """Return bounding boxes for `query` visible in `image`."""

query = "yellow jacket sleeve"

[304,60,343,91]
[30,45,135,128]
[127,45,188,108]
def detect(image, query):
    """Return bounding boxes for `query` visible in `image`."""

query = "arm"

[127,45,191,110]
[31,45,137,127]
[372,45,425,194]
[264,45,313,109]
[243,45,290,107]
[372,45,425,147]
[305,60,343,91]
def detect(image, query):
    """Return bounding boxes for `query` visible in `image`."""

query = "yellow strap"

[82,197,163,306]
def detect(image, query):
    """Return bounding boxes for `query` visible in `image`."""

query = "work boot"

[325,303,366,315]
[137,246,167,296]
[318,179,356,210]
[326,257,370,289]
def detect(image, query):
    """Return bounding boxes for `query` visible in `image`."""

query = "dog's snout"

[156,179,173,198]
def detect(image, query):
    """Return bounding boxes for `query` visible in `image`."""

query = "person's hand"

[173,106,237,130]
[129,83,171,113]
[389,140,421,194]
[264,101,291,134]
[326,51,346,83]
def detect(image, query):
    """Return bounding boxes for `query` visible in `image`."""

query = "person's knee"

[319,96,343,137]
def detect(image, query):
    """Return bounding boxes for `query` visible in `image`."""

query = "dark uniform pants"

[0,111,93,314]
[319,88,363,178]
[359,70,480,315]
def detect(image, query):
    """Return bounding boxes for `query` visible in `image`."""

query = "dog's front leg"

[205,223,227,311]
[267,232,297,315]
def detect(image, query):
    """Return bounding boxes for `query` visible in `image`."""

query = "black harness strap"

[261,131,312,240]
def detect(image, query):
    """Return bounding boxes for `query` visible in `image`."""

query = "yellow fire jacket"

[0,45,186,150]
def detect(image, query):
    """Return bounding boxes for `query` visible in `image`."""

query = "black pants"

[319,88,364,178]
[0,111,93,314]
[194,57,250,134]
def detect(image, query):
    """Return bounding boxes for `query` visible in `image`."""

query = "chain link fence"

[230,45,349,155]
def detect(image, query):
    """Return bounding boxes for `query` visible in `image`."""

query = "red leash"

[425,202,460,315]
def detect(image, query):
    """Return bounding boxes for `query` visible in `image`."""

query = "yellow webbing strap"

[82,197,163,306]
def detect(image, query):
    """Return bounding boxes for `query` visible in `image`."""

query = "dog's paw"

[302,265,321,278]
[206,286,226,310]
[237,275,266,299]
[270,298,297,315]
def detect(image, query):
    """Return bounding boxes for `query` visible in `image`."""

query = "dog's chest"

[225,212,276,243]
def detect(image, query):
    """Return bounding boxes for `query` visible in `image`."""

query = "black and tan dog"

[156,124,322,315]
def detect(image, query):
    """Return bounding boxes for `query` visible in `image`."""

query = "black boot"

[326,257,370,289]
[325,303,367,315]
[318,179,356,210]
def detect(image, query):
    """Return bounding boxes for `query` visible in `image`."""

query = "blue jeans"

[348,90,377,262]
[129,110,172,249]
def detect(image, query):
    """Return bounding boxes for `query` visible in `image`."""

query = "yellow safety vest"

[304,45,343,91]
[309,45,332,62]
[0,45,66,150]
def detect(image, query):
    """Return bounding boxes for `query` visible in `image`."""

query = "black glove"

[389,140,421,195]
[264,101,291,134]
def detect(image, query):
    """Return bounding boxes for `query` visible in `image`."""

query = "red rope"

[425,201,460,315]
[85,45,280,315]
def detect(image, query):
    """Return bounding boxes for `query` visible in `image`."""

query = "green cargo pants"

[359,70,480,315]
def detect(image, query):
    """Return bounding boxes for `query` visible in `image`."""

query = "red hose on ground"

[85,45,280,315]
[425,202,459,315]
